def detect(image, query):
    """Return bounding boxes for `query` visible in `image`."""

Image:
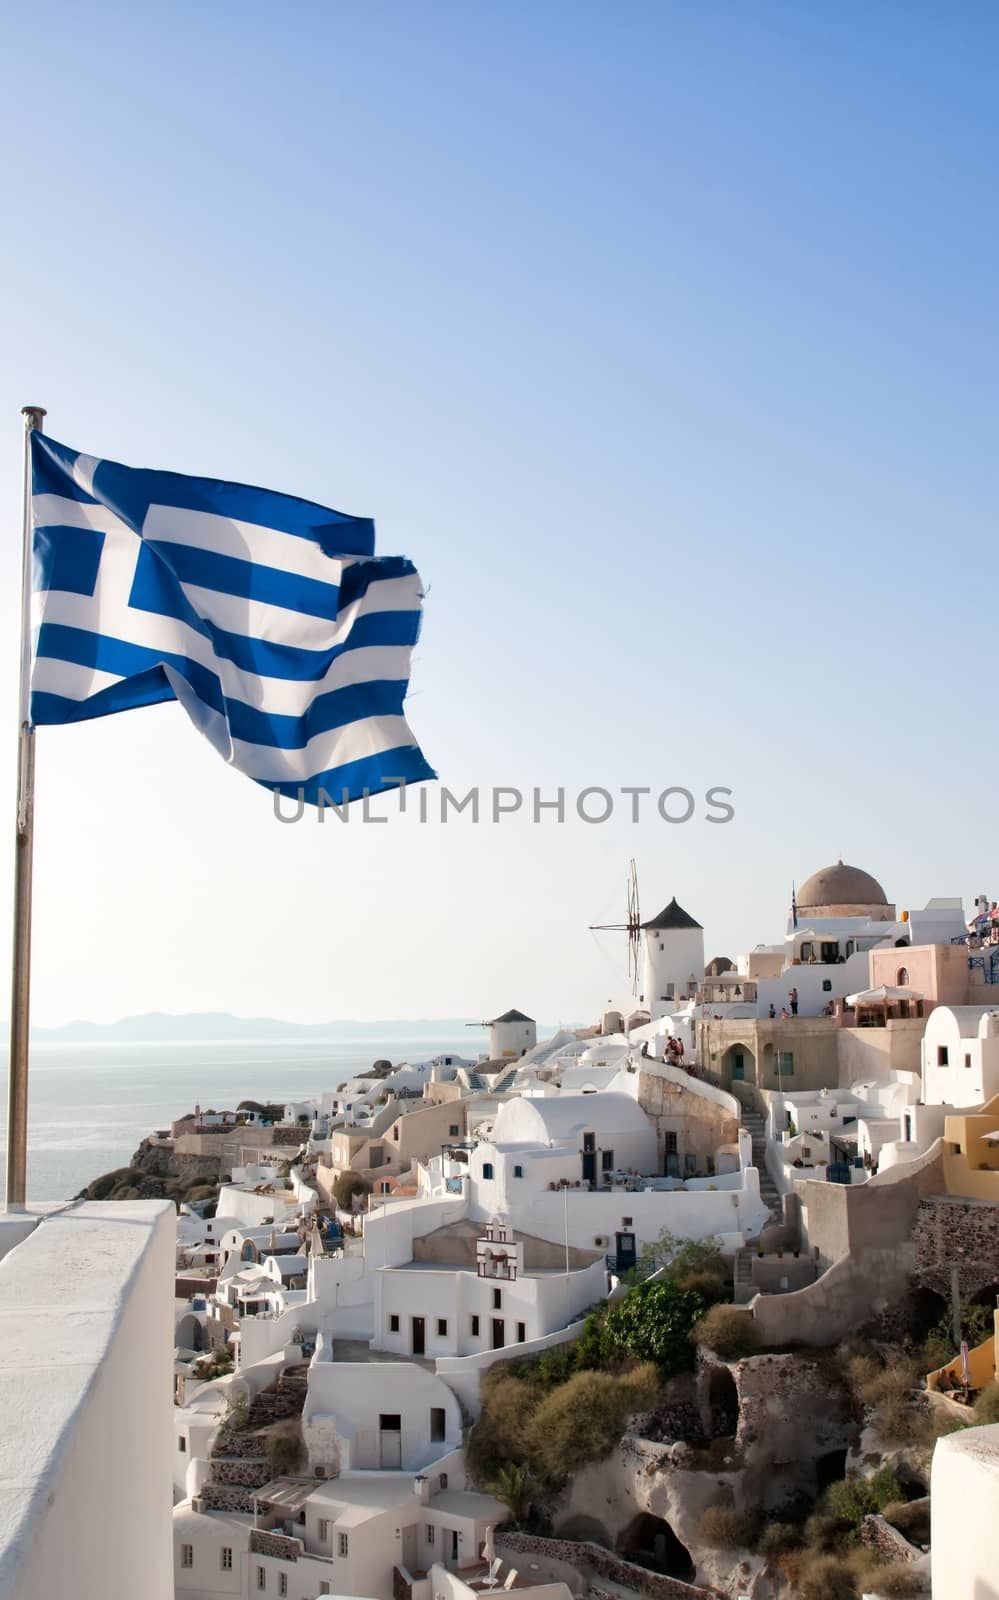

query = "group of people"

[767,986,799,1021]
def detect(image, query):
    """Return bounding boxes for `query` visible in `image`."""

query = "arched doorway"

[618,1513,694,1581]
[721,1044,755,1089]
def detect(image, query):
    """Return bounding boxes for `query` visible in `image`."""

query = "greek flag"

[29,433,434,804]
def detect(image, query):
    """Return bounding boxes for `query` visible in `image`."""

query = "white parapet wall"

[930,1421,999,1598]
[0,1200,175,1600]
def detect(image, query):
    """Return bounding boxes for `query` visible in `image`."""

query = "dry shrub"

[691,1304,761,1359]
[882,1499,930,1545]
[973,1381,999,1424]
[842,1351,881,1393]
[873,1564,926,1597]
[797,1547,883,1600]
[757,1521,802,1560]
[796,1553,858,1600]
[697,1505,754,1550]
[266,1420,305,1474]
[523,1364,659,1486]
[803,1509,849,1555]
[467,1373,540,1482]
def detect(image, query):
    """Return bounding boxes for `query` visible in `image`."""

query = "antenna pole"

[6,406,44,1209]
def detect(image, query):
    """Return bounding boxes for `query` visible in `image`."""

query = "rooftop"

[641,897,702,931]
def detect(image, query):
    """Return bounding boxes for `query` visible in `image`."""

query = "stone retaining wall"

[249,1529,303,1561]
[211,1457,273,1488]
[909,1195,999,1296]
[860,1513,923,1564]
[497,1533,722,1599]
[199,1484,254,1513]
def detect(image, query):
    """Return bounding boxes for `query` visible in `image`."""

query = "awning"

[846,985,923,1005]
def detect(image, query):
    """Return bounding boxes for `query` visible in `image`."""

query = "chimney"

[413,1474,430,1504]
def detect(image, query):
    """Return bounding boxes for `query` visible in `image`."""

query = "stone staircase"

[741,1110,781,1219]
[733,1248,755,1302]
[203,1365,310,1512]
[247,1366,309,1427]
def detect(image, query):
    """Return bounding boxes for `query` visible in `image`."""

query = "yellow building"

[942,1091,999,1200]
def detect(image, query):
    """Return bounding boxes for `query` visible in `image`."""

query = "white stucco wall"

[0,1201,175,1600]
[642,925,705,1017]
[373,1257,607,1359]
[930,1423,999,1598]
[303,1358,462,1471]
[921,1006,999,1107]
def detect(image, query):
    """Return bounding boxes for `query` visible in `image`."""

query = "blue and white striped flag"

[29,433,434,804]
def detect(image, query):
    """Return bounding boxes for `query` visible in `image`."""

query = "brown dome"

[797,860,888,911]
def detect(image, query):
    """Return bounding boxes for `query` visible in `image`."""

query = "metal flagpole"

[6,405,44,1209]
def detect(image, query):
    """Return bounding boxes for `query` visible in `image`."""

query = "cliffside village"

[164,862,999,1600]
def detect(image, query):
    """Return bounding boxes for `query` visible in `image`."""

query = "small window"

[776,1051,794,1075]
[257,1569,266,1592]
[601,1150,614,1171]
[393,1126,399,1139]
[822,979,832,992]
[279,1577,288,1597]
[513,1164,524,1178]
[622,1216,633,1226]
[427,1524,436,1544]
[938,1046,949,1067]
[965,1053,972,1068]
[181,1545,193,1569]
[517,1321,526,1342]
[439,1472,448,1489]
[339,1533,349,1557]
[493,1288,502,1310]
[221,1549,233,1571]
[802,1146,811,1159]
[665,1132,678,1153]
[436,1318,448,1337]
[471,1314,480,1335]
[449,1125,459,1137]
[319,1519,330,1541]
[431,1406,446,1441]
[897,967,909,986]
[389,1313,400,1332]
[482,1162,494,1180]
[380,1415,402,1432]
[178,1435,186,1453]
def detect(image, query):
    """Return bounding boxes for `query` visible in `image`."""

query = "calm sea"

[0,1034,487,1202]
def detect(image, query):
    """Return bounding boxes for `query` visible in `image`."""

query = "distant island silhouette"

[28,1013,558,1044]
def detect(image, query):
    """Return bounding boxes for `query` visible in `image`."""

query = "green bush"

[523,1365,659,1486]
[691,1304,761,1359]
[487,1462,532,1525]
[697,1504,754,1550]
[600,1280,706,1371]
[824,1468,902,1529]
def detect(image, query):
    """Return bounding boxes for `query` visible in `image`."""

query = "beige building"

[697,1014,923,1095]
[318,1099,469,1200]
[636,1066,739,1176]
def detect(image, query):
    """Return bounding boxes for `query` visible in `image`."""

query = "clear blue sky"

[0,1,996,1025]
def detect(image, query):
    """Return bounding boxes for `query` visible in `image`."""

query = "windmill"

[590,859,643,995]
